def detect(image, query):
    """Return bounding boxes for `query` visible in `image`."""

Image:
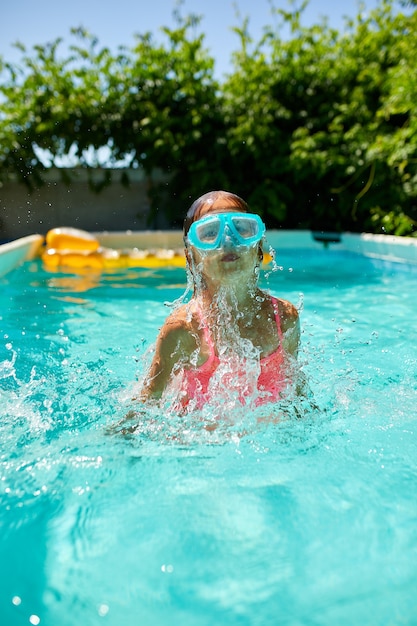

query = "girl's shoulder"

[269,295,299,323]
[156,301,200,350]
[163,301,199,329]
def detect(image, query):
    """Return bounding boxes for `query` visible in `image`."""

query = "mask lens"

[195,217,221,246]
[231,216,259,240]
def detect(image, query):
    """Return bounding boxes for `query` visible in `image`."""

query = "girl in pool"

[138,190,300,411]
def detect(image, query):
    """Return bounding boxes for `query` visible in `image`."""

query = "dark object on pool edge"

[312,231,342,246]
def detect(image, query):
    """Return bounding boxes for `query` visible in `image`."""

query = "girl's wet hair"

[183,190,250,236]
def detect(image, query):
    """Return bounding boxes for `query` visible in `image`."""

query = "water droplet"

[98,604,109,617]
[161,564,174,573]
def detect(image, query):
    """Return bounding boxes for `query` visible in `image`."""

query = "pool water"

[1,249,417,625]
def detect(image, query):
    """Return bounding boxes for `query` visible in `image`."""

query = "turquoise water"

[1,249,417,625]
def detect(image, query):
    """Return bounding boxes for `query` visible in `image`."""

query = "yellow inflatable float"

[42,227,187,271]
[42,227,272,272]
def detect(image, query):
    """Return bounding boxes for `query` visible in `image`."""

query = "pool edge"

[0,234,44,277]
[1,230,417,274]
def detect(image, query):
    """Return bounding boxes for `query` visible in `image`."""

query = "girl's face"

[186,201,263,288]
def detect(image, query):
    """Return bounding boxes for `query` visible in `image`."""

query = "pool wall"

[0,234,44,277]
[341,232,417,264]
[1,230,417,277]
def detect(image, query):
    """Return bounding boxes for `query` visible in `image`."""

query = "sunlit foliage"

[0,0,416,234]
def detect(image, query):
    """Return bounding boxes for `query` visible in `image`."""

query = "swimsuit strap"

[194,302,218,367]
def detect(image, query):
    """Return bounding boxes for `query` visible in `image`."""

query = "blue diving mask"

[186,212,266,251]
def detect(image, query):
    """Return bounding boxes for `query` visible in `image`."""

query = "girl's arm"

[139,315,197,401]
[278,299,300,357]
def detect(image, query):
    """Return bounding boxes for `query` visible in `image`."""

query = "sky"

[1,0,382,78]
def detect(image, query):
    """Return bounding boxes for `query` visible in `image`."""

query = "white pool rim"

[0,234,44,278]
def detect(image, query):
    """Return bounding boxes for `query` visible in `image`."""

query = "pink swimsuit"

[181,297,289,408]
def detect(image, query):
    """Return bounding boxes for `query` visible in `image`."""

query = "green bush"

[0,0,416,234]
